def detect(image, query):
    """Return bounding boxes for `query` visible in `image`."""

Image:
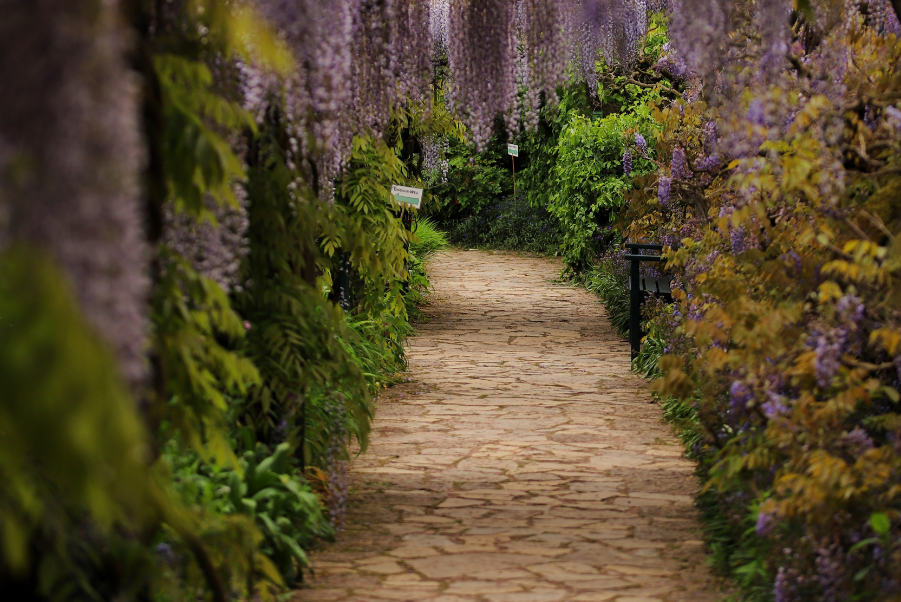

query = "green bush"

[445,193,562,255]
[410,217,449,261]
[427,133,512,222]
[550,109,657,272]
[168,441,332,587]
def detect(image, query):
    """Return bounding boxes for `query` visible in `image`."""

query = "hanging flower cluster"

[248,0,655,154]
[422,135,450,184]
[0,0,148,387]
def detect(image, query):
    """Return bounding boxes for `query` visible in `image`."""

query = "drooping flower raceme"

[0,0,148,387]
[658,175,672,206]
[634,132,648,156]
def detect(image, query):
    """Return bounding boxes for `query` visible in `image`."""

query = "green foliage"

[169,441,331,586]
[155,54,255,215]
[632,327,665,378]
[238,122,372,458]
[550,110,656,271]
[405,218,449,318]
[519,84,594,213]
[153,249,260,466]
[3,1,447,599]
[446,192,562,254]
[340,314,411,391]
[0,246,153,579]
[328,134,416,317]
[641,28,901,601]
[428,135,512,220]
[411,217,449,261]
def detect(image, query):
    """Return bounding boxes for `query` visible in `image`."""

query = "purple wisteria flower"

[836,294,865,325]
[756,511,775,537]
[155,543,176,565]
[623,149,633,176]
[816,543,846,602]
[729,380,754,412]
[842,427,875,456]
[696,153,721,171]
[774,566,797,602]
[747,98,767,126]
[671,146,691,180]
[658,176,672,206]
[812,328,846,389]
[703,120,718,152]
[634,132,648,156]
[762,389,790,419]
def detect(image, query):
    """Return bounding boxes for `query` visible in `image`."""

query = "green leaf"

[871,512,891,536]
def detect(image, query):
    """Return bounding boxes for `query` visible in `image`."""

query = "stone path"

[295,250,727,602]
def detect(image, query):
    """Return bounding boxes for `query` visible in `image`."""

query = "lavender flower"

[163,189,250,294]
[446,0,519,148]
[702,120,718,152]
[730,226,756,254]
[885,106,901,131]
[762,390,790,419]
[696,153,721,171]
[422,135,450,184]
[774,566,798,602]
[325,396,349,532]
[836,294,865,325]
[813,328,846,389]
[634,132,648,156]
[671,146,691,180]
[155,543,176,565]
[815,543,846,602]
[0,0,148,387]
[729,380,754,412]
[747,98,767,127]
[658,176,672,206]
[756,0,790,76]
[654,44,690,81]
[756,511,775,537]
[842,427,875,456]
[669,0,732,79]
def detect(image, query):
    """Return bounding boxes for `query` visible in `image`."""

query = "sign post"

[391,184,424,209]
[507,143,519,199]
[391,185,424,297]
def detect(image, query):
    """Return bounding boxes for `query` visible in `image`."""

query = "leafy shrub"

[549,95,660,272]
[0,248,156,588]
[445,193,562,255]
[405,218,449,318]
[168,441,331,587]
[633,23,901,602]
[410,217,449,261]
[427,133,513,221]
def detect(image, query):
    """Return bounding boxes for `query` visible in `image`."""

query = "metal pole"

[512,155,516,199]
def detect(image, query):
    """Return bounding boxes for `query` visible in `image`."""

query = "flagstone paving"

[294,249,728,602]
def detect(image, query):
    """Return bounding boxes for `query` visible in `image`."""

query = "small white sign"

[391,184,424,208]
[507,143,519,157]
